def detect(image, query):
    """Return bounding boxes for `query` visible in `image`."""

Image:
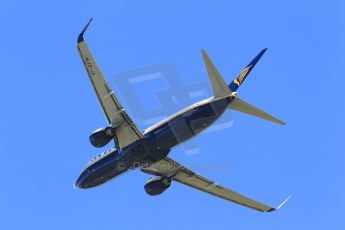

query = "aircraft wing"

[142,157,290,212]
[77,19,143,148]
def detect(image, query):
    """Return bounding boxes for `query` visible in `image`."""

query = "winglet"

[267,195,292,212]
[77,17,93,44]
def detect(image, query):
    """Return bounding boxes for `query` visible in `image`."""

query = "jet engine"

[89,127,116,148]
[144,176,172,196]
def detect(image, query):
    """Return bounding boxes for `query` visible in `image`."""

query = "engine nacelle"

[144,177,172,196]
[89,127,116,148]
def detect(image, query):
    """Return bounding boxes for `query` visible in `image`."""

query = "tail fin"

[201,49,231,98]
[200,48,284,125]
[229,48,267,92]
[229,97,285,125]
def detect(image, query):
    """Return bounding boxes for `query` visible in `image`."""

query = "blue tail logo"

[233,65,252,87]
[229,48,267,92]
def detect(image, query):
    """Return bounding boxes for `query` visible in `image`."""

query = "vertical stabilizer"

[229,48,267,92]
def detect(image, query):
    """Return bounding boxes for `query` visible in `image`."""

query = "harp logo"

[234,65,251,86]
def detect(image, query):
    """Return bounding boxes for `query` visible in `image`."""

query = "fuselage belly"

[76,97,231,188]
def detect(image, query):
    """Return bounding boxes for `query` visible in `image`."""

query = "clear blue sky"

[1,1,344,229]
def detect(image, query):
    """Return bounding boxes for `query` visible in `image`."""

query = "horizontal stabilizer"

[229,97,285,125]
[201,49,231,98]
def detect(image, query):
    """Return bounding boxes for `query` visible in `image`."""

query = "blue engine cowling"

[144,177,172,196]
[89,127,116,148]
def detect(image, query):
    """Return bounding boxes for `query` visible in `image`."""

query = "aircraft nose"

[75,170,89,189]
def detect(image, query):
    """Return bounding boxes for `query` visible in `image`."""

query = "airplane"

[75,18,291,212]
